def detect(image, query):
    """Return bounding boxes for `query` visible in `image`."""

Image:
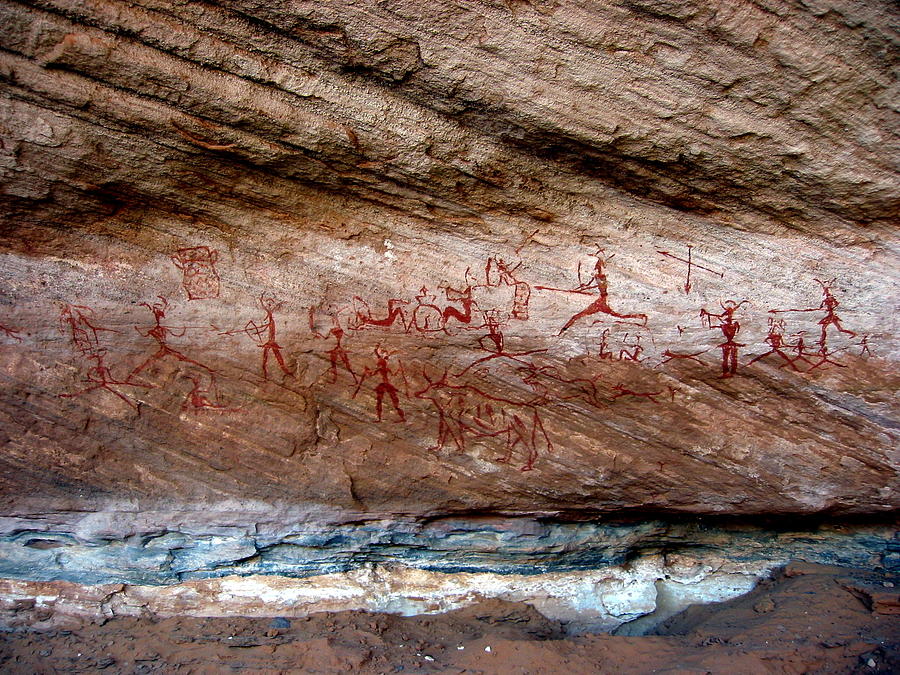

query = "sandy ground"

[0,562,897,674]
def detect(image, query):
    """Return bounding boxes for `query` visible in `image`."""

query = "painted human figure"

[537,250,647,335]
[747,317,797,370]
[242,293,293,380]
[354,345,407,422]
[485,257,531,320]
[61,350,148,410]
[618,333,644,362]
[785,331,817,370]
[309,305,356,383]
[700,300,748,378]
[131,296,212,381]
[770,279,856,352]
[859,335,872,357]
[596,328,615,360]
[59,304,117,358]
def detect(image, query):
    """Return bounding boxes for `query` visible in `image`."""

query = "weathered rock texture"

[0,0,897,620]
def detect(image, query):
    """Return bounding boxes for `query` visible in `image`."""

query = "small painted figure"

[309,305,357,383]
[59,304,118,358]
[61,350,148,410]
[354,345,407,422]
[747,317,798,370]
[131,296,212,381]
[700,300,748,378]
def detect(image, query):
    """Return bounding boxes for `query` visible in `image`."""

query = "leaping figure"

[537,250,647,335]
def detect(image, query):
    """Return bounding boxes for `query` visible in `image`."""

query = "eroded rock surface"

[0,0,897,616]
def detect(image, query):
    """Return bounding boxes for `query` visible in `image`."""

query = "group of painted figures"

[2,245,870,472]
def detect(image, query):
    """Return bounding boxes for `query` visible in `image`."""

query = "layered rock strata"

[0,0,897,625]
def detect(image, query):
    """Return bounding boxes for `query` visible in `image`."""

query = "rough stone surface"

[0,0,897,613]
[0,0,897,520]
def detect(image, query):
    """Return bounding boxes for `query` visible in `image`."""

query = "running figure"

[131,296,212,381]
[770,278,856,351]
[309,305,356,383]
[61,350,149,410]
[537,250,647,335]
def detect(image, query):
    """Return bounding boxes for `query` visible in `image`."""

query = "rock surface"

[1,564,898,673]
[0,0,897,626]
[0,0,897,522]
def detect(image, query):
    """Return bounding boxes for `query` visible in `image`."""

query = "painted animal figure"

[415,370,553,471]
[349,296,410,332]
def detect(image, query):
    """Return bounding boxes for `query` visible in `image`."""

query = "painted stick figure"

[309,305,356,383]
[596,329,615,360]
[353,345,407,422]
[770,279,856,351]
[700,300,748,378]
[859,335,872,357]
[222,293,292,380]
[618,333,645,362]
[537,250,647,335]
[61,350,149,410]
[747,317,798,370]
[59,304,118,358]
[131,296,212,381]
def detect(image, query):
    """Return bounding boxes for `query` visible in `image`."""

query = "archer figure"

[131,296,212,382]
[221,292,293,380]
[537,249,647,335]
[700,300,748,378]
[770,279,856,351]
[353,345,408,422]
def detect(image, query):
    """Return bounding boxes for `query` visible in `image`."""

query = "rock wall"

[0,0,897,626]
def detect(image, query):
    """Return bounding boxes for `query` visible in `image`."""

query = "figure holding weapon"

[537,249,647,335]
[220,292,292,380]
[352,345,408,422]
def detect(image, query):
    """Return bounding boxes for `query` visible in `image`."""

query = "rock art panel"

[0,0,895,523]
